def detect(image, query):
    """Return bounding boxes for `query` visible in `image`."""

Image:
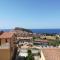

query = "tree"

[43,37,46,40]
[25,49,34,60]
[48,40,60,46]
[33,37,36,40]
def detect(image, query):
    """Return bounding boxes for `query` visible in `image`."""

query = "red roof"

[0,32,14,39]
[42,48,60,60]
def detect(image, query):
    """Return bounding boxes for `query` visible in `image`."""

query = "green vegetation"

[33,37,36,40]
[48,40,60,46]
[25,49,34,60]
[33,36,40,41]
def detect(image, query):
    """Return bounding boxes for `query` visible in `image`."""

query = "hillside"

[14,27,32,33]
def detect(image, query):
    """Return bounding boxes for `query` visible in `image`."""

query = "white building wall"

[40,50,46,60]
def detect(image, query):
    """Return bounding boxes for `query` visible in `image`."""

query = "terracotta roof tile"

[0,32,14,38]
[42,48,60,60]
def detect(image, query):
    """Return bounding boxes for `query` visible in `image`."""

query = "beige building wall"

[1,39,6,45]
[0,48,11,60]
[7,38,10,43]
[0,38,10,45]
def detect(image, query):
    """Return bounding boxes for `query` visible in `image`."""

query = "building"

[14,30,33,37]
[17,37,33,45]
[0,32,16,60]
[0,43,11,60]
[34,40,48,46]
[0,32,16,47]
[40,48,60,60]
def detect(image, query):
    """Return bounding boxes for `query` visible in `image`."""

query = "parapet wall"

[0,49,10,60]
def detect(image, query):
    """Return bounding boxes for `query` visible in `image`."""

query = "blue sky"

[0,0,60,29]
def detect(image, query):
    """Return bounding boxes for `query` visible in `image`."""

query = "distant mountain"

[14,27,32,33]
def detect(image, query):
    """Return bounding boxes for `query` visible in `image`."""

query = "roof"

[34,40,48,43]
[42,48,60,60]
[0,32,15,39]
[17,37,32,39]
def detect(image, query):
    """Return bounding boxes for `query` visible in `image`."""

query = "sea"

[0,29,60,34]
[31,29,60,34]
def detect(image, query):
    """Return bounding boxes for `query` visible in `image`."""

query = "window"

[6,39,8,43]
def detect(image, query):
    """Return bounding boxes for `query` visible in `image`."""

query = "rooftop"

[34,40,48,43]
[42,48,60,60]
[0,32,15,39]
[17,37,32,39]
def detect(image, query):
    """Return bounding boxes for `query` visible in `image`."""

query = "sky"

[0,0,60,29]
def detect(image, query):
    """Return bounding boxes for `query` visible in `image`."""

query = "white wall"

[40,50,46,60]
